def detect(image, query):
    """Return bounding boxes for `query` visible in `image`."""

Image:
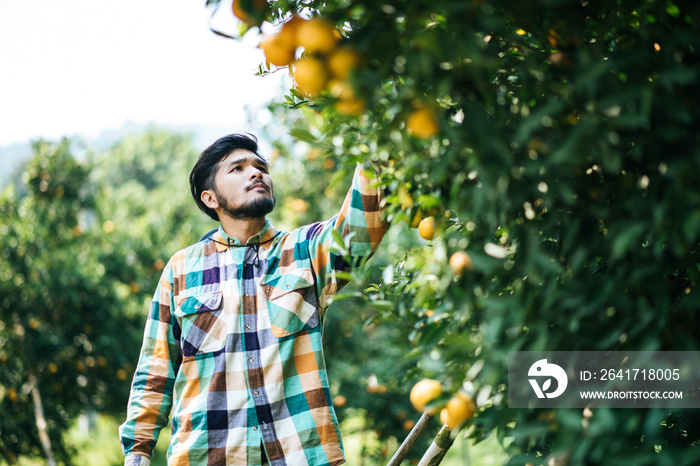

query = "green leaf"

[332,290,367,302]
[370,300,395,312]
[289,129,318,144]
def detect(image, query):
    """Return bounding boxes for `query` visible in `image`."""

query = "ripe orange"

[329,80,365,115]
[154,258,165,271]
[443,393,476,429]
[296,17,338,54]
[277,15,305,49]
[335,98,366,116]
[405,210,422,228]
[410,378,442,413]
[418,216,436,240]
[449,251,473,274]
[259,34,296,67]
[439,408,449,425]
[329,80,354,100]
[293,58,328,96]
[289,198,309,213]
[323,158,336,170]
[333,395,347,407]
[328,47,361,79]
[407,107,439,139]
[402,419,416,430]
[398,185,414,209]
[232,0,268,27]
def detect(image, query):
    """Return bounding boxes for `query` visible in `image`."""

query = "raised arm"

[304,162,389,308]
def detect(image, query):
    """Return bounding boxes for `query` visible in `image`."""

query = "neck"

[219,216,267,244]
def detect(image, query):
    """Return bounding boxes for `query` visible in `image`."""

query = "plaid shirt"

[119,164,388,466]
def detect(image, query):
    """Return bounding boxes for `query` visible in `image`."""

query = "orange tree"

[255,107,435,462]
[0,131,214,464]
[0,140,145,464]
[216,1,700,463]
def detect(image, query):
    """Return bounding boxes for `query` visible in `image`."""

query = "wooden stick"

[416,423,454,466]
[386,412,434,466]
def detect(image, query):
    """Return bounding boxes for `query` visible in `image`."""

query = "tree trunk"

[28,374,57,466]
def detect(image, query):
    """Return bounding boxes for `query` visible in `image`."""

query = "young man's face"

[206,149,275,220]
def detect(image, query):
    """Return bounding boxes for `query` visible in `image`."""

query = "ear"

[200,189,219,210]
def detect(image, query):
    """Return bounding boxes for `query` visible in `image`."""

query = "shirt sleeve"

[119,265,181,464]
[304,162,389,308]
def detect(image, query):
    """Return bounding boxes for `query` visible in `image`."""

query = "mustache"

[247,180,270,191]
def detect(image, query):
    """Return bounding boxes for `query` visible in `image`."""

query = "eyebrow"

[225,154,268,169]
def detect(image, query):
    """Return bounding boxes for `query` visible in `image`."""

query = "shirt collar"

[212,219,278,252]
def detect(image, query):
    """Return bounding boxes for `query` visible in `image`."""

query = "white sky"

[0,0,288,146]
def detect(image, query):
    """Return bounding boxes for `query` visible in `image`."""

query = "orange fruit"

[402,420,416,430]
[398,186,414,209]
[329,80,355,100]
[289,198,309,213]
[323,159,336,170]
[405,209,423,228]
[259,34,296,67]
[335,98,366,115]
[407,108,439,139]
[293,58,328,96]
[418,217,436,240]
[439,408,449,425]
[410,379,442,413]
[154,259,165,271]
[296,17,338,54]
[328,47,361,79]
[329,80,365,115]
[277,15,305,49]
[232,0,268,27]
[449,251,474,274]
[443,393,476,429]
[333,395,347,407]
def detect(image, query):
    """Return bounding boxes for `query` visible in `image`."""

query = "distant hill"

[0,142,32,188]
[0,122,248,190]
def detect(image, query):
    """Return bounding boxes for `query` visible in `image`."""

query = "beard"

[217,191,275,220]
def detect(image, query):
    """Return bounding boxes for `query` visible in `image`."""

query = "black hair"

[189,133,265,221]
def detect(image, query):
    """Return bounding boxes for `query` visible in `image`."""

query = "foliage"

[0,140,142,463]
[218,0,700,464]
[259,111,437,461]
[0,130,216,464]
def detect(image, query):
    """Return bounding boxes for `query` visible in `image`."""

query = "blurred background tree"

[0,140,143,464]
[0,130,218,465]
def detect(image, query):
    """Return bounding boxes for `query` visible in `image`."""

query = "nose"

[249,165,263,180]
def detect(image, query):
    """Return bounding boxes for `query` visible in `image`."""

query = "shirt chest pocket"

[261,268,319,338]
[173,291,227,357]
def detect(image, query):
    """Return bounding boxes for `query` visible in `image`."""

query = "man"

[119,133,388,466]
